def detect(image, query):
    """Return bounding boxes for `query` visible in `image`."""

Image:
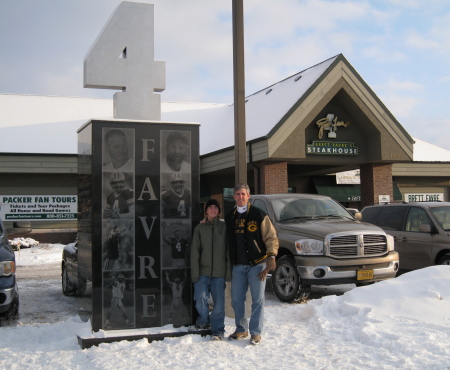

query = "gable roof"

[163,55,339,155]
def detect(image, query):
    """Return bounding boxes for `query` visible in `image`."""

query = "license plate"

[357,269,374,281]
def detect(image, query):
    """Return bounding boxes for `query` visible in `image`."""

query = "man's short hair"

[234,183,250,194]
[105,129,126,145]
[166,132,188,146]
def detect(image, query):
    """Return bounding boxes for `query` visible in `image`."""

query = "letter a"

[138,177,158,200]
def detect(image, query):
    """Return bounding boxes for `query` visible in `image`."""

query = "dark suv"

[361,202,450,271]
[0,217,19,323]
[250,194,399,302]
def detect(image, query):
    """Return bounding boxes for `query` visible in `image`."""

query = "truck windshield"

[430,206,450,231]
[270,197,353,222]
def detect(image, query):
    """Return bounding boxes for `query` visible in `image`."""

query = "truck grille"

[327,232,387,258]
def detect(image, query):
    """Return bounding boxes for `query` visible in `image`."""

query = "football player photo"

[103,271,134,329]
[161,220,190,268]
[161,172,191,219]
[103,172,135,219]
[162,269,191,327]
[102,128,135,172]
[161,130,191,173]
[102,221,134,271]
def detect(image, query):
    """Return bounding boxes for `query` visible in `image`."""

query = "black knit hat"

[205,199,221,214]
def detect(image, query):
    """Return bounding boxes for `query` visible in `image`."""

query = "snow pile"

[3,245,450,368]
[14,243,64,266]
[9,237,40,250]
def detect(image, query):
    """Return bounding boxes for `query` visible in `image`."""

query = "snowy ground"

[2,244,450,369]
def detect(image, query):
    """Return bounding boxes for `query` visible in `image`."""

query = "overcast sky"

[1,0,450,150]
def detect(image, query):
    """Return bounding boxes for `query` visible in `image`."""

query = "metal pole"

[232,0,247,185]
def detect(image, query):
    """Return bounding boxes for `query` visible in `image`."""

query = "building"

[1,54,450,241]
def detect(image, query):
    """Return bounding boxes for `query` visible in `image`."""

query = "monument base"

[77,327,210,349]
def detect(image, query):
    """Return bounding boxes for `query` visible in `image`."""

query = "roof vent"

[294,75,302,82]
[266,88,273,95]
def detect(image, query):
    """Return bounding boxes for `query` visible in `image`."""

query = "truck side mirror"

[418,224,431,233]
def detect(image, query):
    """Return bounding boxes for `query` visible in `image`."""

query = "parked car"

[361,202,450,271]
[250,194,399,302]
[61,240,88,296]
[0,217,19,322]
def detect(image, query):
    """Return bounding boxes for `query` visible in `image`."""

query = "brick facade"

[292,176,314,194]
[360,163,393,209]
[257,161,288,194]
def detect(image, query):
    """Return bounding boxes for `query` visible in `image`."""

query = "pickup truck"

[249,194,399,302]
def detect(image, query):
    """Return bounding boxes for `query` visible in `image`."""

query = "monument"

[77,2,200,336]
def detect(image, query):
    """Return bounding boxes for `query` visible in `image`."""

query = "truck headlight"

[295,239,324,255]
[0,261,15,276]
[386,234,395,251]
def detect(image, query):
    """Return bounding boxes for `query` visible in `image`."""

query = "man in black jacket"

[225,183,278,345]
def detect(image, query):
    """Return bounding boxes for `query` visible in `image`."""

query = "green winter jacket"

[190,218,231,283]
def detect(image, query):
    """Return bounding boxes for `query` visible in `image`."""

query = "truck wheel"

[272,256,309,302]
[438,253,450,265]
[62,264,76,296]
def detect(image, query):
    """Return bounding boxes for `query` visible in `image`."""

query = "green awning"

[313,177,361,202]
[312,177,402,202]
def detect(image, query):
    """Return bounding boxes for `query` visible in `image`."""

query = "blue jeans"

[231,263,266,336]
[194,276,226,337]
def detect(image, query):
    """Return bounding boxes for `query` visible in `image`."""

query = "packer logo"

[247,222,257,232]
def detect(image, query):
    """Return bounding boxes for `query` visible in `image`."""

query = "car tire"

[0,292,19,326]
[62,264,76,296]
[271,256,310,302]
[438,253,450,265]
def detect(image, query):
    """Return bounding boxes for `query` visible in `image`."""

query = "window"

[405,207,432,232]
[252,199,268,214]
[377,207,408,231]
[361,207,381,225]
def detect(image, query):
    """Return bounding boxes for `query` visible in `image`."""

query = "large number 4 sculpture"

[84,2,166,121]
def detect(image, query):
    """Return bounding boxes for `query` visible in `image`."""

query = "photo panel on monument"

[102,127,135,173]
[160,172,191,219]
[102,270,135,330]
[160,130,191,174]
[161,268,192,327]
[160,219,191,269]
[102,219,135,272]
[102,172,135,220]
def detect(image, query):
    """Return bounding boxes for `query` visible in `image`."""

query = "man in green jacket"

[190,199,230,341]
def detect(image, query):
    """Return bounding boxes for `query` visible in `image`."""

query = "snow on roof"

[1,55,450,163]
[412,137,450,162]
[163,55,338,155]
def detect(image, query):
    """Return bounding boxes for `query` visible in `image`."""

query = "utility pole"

[232,0,247,184]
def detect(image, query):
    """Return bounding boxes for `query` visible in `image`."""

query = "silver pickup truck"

[250,194,399,302]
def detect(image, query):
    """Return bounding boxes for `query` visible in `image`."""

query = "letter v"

[139,216,157,239]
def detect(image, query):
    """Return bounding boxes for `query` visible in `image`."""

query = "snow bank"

[2,264,449,369]
[14,243,64,266]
